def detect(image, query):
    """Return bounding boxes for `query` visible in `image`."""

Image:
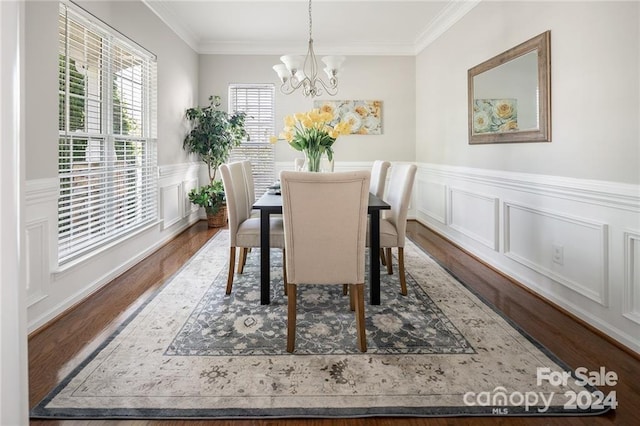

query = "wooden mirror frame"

[468,31,551,144]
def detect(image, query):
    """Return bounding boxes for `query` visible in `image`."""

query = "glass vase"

[303,150,332,172]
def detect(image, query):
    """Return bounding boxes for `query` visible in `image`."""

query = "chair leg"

[237,247,248,274]
[351,283,367,352]
[287,283,297,353]
[398,247,407,296]
[226,247,236,295]
[283,249,288,296]
[385,248,393,274]
[380,248,386,266]
[349,285,355,311]
[343,284,348,296]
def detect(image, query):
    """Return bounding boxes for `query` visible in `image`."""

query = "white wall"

[24,0,202,332]
[415,1,640,353]
[1,1,28,423]
[416,0,639,184]
[199,54,416,165]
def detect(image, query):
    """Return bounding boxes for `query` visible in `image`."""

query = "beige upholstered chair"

[241,160,261,221]
[241,160,255,208]
[220,162,285,294]
[280,171,370,353]
[369,160,391,198]
[369,160,391,267]
[374,164,417,296]
[238,160,261,270]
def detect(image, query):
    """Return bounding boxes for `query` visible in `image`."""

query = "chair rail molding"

[415,162,640,354]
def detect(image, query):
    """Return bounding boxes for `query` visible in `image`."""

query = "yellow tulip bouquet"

[271,108,351,172]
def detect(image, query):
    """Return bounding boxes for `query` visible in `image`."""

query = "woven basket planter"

[207,206,227,228]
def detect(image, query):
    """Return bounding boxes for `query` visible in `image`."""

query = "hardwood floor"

[29,220,640,425]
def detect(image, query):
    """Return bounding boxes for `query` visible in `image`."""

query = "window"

[58,2,158,264]
[228,84,275,198]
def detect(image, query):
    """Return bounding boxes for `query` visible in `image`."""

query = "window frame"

[57,1,158,265]
[228,84,276,198]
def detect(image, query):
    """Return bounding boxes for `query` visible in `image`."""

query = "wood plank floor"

[29,220,640,425]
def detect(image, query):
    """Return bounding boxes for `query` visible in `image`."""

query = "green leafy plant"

[187,180,225,215]
[183,95,247,214]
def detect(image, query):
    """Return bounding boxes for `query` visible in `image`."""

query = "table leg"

[260,211,271,305]
[369,211,381,305]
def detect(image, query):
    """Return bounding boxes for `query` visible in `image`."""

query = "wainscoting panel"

[25,220,48,307]
[25,178,59,309]
[624,231,640,324]
[415,163,640,354]
[449,187,498,250]
[504,202,609,305]
[183,178,199,216]
[416,179,446,224]
[161,183,183,230]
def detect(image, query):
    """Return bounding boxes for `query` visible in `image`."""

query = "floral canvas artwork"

[314,100,382,135]
[473,98,518,134]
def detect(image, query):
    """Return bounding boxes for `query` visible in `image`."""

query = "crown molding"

[414,0,481,54]
[141,0,200,52]
[144,0,480,56]
[197,40,416,56]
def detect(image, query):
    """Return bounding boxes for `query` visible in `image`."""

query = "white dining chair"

[369,160,391,267]
[240,159,261,220]
[369,160,390,199]
[370,163,417,296]
[280,170,370,353]
[241,160,255,207]
[220,161,285,294]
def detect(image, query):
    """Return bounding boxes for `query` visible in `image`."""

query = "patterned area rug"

[31,231,610,419]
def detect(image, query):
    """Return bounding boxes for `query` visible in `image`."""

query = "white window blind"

[58,2,158,264]
[228,84,276,198]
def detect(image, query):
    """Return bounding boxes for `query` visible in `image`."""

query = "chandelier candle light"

[273,0,345,97]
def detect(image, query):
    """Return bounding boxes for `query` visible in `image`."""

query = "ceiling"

[142,0,480,55]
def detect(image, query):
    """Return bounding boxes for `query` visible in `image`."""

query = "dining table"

[253,191,391,305]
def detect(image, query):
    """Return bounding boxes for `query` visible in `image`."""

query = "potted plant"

[183,95,247,227]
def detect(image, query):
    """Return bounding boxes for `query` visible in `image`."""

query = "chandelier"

[272,0,345,98]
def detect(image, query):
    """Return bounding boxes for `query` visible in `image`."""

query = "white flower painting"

[314,100,383,135]
[473,98,518,134]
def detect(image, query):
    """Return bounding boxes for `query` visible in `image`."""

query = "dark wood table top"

[254,192,390,212]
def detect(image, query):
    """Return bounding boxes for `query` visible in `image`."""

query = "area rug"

[31,231,611,419]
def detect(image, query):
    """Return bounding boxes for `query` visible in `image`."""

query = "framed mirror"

[468,31,551,144]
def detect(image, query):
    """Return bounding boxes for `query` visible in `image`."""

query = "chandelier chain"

[308,0,313,40]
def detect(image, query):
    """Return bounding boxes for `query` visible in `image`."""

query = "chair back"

[280,171,370,285]
[220,162,251,246]
[240,160,255,217]
[369,160,391,198]
[385,164,417,247]
[241,160,255,203]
